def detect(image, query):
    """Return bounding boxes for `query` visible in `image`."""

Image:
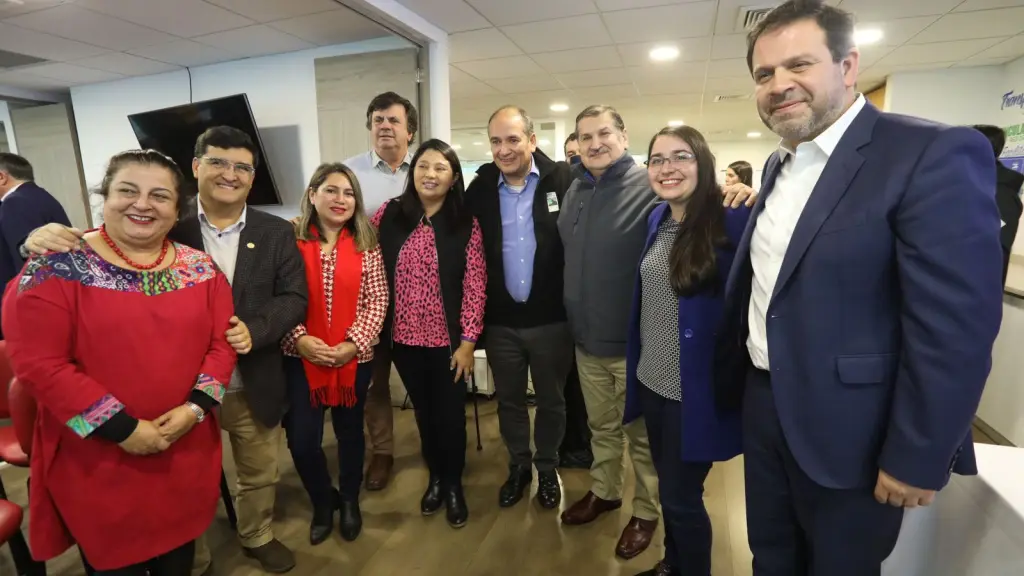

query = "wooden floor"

[0,401,999,576]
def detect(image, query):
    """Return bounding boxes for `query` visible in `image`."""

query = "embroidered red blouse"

[371,200,487,348]
[282,245,388,363]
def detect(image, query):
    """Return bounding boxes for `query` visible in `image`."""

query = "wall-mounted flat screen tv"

[127,94,282,205]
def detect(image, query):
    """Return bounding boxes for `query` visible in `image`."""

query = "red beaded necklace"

[99,224,170,271]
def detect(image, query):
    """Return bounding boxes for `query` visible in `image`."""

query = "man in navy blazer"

[0,153,71,333]
[717,2,1003,574]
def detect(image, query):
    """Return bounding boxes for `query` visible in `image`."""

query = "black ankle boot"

[339,499,362,541]
[309,489,339,545]
[498,465,532,508]
[420,476,443,516]
[445,483,468,528]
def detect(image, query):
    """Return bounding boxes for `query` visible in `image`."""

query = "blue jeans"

[283,357,372,508]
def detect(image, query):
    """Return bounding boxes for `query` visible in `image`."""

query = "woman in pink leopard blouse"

[371,138,486,529]
[281,163,388,546]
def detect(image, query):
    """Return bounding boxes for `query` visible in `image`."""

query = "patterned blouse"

[371,200,487,348]
[637,216,682,401]
[281,245,388,364]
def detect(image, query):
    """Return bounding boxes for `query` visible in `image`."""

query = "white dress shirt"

[344,148,412,213]
[198,200,247,391]
[747,94,866,370]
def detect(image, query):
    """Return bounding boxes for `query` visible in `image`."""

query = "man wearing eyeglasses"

[21,126,307,574]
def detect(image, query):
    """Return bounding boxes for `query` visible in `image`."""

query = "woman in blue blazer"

[624,125,750,576]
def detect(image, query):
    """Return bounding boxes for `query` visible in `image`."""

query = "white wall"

[70,35,414,222]
[885,65,1005,126]
[0,101,17,154]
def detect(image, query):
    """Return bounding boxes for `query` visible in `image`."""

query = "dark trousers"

[639,384,713,575]
[486,322,572,472]
[93,541,194,576]
[559,353,592,453]
[743,368,904,576]
[392,343,467,486]
[283,357,373,506]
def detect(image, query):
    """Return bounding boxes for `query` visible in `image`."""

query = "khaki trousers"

[192,392,282,574]
[364,342,395,455]
[575,347,660,521]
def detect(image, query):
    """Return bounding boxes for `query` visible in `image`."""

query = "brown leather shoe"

[560,491,622,525]
[242,539,295,573]
[365,454,393,491]
[615,516,658,559]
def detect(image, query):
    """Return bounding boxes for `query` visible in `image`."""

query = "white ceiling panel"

[706,58,750,79]
[467,0,597,26]
[23,62,124,84]
[449,28,523,62]
[953,0,1024,11]
[603,2,717,44]
[634,79,705,96]
[194,25,314,57]
[595,0,694,10]
[486,74,566,93]
[76,0,254,38]
[129,40,240,67]
[704,76,756,93]
[556,68,631,88]
[712,34,748,60]
[954,57,1016,66]
[532,46,623,73]
[0,69,70,90]
[455,55,546,79]
[0,21,109,61]
[6,5,180,51]
[0,0,71,17]
[857,44,896,67]
[72,52,181,76]
[968,34,1024,60]
[837,0,962,20]
[571,83,640,101]
[628,61,708,82]
[500,14,613,53]
[450,79,500,98]
[875,38,1006,66]
[204,0,340,23]
[856,16,940,46]
[393,0,491,33]
[908,8,1024,44]
[617,37,712,66]
[269,9,390,46]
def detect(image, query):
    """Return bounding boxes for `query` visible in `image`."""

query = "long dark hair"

[647,126,728,297]
[728,160,753,187]
[397,138,469,232]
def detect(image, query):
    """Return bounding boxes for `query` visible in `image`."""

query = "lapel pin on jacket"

[247,242,255,249]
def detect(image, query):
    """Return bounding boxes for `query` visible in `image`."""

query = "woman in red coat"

[1,149,236,575]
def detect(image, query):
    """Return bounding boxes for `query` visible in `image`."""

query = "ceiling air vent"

[713,94,752,103]
[736,5,777,32]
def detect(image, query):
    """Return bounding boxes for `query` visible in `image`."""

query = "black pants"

[93,541,194,576]
[559,353,592,453]
[284,357,373,506]
[639,384,713,575]
[743,368,904,576]
[486,323,572,471]
[392,343,467,486]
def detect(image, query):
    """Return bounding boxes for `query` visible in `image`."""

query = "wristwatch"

[185,401,205,423]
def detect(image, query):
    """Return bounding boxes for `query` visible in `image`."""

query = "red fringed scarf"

[297,228,362,407]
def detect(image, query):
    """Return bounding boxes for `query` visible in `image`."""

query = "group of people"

[0,1,1011,576]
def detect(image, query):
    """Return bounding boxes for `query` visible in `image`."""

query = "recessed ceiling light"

[539,139,551,146]
[747,131,762,138]
[854,28,883,45]
[649,45,680,62]
[549,103,569,112]
[667,120,684,127]
[473,141,483,146]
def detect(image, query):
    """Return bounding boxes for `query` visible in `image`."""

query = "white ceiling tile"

[6,5,181,51]
[704,76,755,93]
[556,67,630,88]
[72,52,181,75]
[467,0,597,26]
[967,34,1024,60]
[628,61,707,82]
[954,57,1015,66]
[837,0,962,20]
[909,8,1024,44]
[500,14,613,53]
[449,28,523,62]
[0,0,71,18]
[455,55,546,79]
[706,58,750,79]
[193,25,314,57]
[634,79,706,96]
[571,83,639,101]
[856,45,896,67]
[268,9,390,46]
[22,62,123,84]
[76,0,254,38]
[532,46,623,72]
[486,74,565,93]
[393,0,490,33]
[450,79,500,98]
[595,0,688,9]
[954,0,1024,11]
[129,40,240,67]
[617,37,711,66]
[855,16,940,47]
[0,21,109,61]
[204,0,340,23]
[875,38,1005,65]
[603,2,717,43]
[712,34,747,60]
[448,66,477,83]
[0,69,70,90]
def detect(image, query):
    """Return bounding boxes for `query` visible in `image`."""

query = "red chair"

[0,498,25,552]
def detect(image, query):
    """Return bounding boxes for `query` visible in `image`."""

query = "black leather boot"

[445,483,468,528]
[339,499,362,541]
[498,465,532,508]
[309,489,339,545]
[420,476,443,516]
